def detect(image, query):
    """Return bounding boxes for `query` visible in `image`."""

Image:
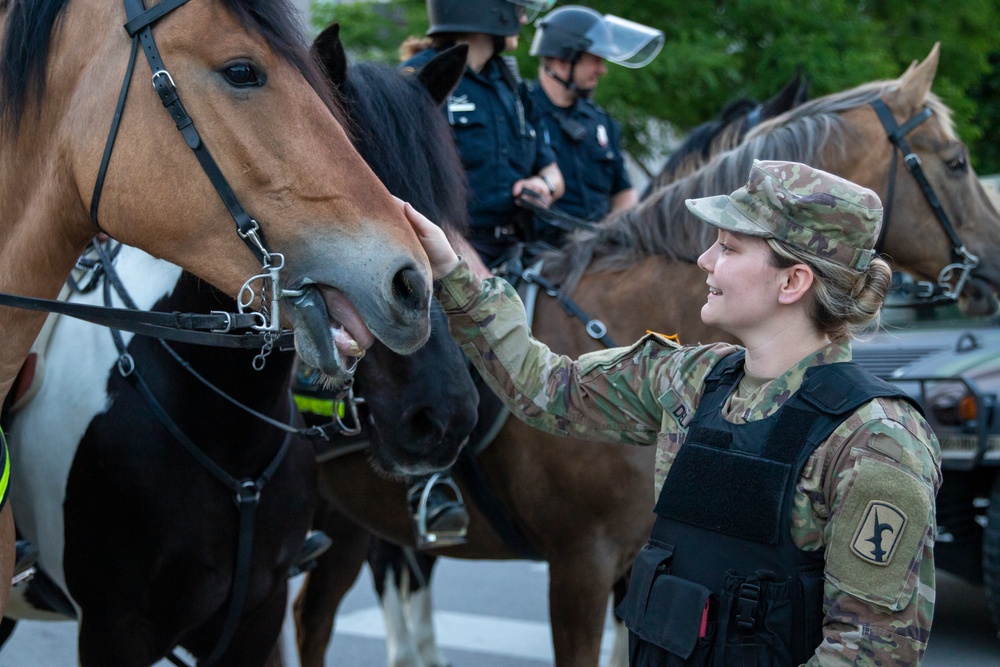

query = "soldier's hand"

[398,198,461,280]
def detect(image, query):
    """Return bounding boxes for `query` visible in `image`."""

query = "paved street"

[1,558,997,665]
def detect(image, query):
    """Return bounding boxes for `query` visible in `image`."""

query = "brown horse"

[0,0,432,610]
[295,44,1000,667]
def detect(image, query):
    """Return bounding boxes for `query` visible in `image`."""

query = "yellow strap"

[293,394,346,419]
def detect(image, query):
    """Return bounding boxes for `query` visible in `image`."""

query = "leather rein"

[0,0,302,360]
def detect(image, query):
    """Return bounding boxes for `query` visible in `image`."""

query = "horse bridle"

[870,98,979,303]
[0,0,306,356]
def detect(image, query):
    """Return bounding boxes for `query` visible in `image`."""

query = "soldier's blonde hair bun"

[767,239,893,342]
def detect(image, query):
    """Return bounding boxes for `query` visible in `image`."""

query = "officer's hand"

[512,178,552,208]
[398,198,461,280]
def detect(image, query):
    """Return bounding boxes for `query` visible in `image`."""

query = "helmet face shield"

[583,14,664,68]
[509,0,557,24]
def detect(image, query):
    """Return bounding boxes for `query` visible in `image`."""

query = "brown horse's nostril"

[392,264,428,314]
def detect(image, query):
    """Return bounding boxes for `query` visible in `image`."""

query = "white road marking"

[336,606,619,663]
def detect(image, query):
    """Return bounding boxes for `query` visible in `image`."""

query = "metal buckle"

[150,69,175,89]
[586,319,608,340]
[210,310,233,334]
[735,583,760,632]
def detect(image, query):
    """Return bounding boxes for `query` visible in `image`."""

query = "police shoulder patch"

[849,500,908,566]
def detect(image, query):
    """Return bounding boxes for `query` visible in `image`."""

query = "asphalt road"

[1,559,997,666]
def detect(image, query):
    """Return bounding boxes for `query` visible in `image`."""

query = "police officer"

[527,6,662,241]
[403,0,564,271]
[399,0,563,547]
[404,159,941,665]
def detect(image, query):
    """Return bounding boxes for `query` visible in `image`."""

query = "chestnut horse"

[0,23,472,667]
[0,0,433,608]
[296,44,1000,667]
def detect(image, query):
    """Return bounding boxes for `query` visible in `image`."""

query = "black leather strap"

[123,0,270,263]
[870,99,965,254]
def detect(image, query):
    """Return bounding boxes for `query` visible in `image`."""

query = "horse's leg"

[607,574,630,667]
[369,542,446,667]
[0,505,13,616]
[374,549,421,667]
[548,551,619,667]
[404,554,449,667]
[294,501,370,667]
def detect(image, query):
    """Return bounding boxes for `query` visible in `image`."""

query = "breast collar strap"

[870,98,979,302]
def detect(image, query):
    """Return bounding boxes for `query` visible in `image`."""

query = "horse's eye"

[223,62,262,88]
[945,155,967,173]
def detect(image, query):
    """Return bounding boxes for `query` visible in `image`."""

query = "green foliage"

[312,0,1000,173]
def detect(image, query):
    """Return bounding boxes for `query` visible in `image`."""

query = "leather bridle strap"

[870,99,979,301]
[95,0,272,264]
[870,99,969,258]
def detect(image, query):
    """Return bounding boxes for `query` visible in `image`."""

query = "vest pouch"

[718,571,794,667]
[617,541,715,666]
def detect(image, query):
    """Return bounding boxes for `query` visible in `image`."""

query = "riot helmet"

[427,0,556,38]
[530,6,664,68]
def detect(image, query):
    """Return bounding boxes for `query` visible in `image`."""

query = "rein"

[870,99,979,303]
[0,0,302,363]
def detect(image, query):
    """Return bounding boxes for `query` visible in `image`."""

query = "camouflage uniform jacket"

[437,262,942,666]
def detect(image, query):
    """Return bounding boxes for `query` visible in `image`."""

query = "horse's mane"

[546,80,956,294]
[654,98,760,186]
[342,61,469,237]
[0,0,340,131]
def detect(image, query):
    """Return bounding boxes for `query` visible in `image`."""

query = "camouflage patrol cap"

[685,160,883,270]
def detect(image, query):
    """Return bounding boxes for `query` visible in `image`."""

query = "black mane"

[341,61,469,236]
[0,0,336,130]
[659,98,758,176]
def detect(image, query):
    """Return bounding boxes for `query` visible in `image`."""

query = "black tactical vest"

[616,352,917,666]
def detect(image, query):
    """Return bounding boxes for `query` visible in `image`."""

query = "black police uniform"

[616,352,916,666]
[403,49,556,264]
[527,83,631,241]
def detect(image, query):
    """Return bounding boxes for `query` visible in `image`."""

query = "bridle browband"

[870,98,979,303]
[0,0,302,357]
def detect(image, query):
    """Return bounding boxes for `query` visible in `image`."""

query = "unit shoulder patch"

[849,500,908,566]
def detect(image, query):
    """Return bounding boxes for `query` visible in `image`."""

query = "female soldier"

[403,159,941,666]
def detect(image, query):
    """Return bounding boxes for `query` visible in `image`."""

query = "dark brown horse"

[641,67,810,197]
[0,0,433,610]
[296,44,1000,667]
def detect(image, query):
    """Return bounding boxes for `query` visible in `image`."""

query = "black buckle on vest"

[736,582,760,632]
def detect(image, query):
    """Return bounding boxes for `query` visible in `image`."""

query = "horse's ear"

[793,67,810,107]
[760,65,809,119]
[418,44,468,107]
[892,42,939,110]
[312,22,348,89]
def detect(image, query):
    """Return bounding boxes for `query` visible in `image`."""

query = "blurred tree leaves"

[312,0,1000,173]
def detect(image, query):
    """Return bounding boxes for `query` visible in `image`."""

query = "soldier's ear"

[776,263,815,307]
